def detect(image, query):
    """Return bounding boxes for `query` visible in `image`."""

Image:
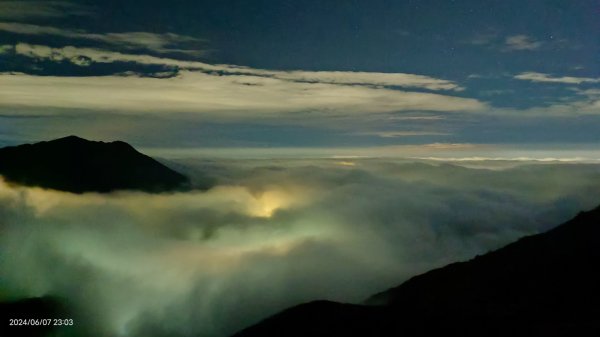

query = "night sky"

[1,0,599,151]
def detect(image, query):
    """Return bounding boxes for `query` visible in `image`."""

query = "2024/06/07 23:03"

[8,318,74,326]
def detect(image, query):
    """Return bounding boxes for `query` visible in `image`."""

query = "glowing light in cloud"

[247,190,295,218]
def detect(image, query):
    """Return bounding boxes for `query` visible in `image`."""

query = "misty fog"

[2,158,600,337]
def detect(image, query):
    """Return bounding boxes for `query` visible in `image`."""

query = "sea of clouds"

[2,158,600,337]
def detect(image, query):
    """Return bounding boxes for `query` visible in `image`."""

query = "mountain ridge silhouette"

[0,135,189,193]
[233,205,600,337]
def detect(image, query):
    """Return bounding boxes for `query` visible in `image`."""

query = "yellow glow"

[336,161,356,166]
[248,190,292,218]
[0,177,309,223]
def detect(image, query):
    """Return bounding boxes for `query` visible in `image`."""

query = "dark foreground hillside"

[233,205,600,337]
[0,136,189,193]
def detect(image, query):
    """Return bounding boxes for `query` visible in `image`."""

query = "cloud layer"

[0,43,484,119]
[515,72,600,84]
[503,35,543,51]
[4,42,466,90]
[0,22,206,56]
[3,158,600,337]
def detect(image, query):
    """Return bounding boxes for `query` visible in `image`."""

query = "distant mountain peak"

[49,135,130,148]
[0,136,189,193]
[57,135,87,141]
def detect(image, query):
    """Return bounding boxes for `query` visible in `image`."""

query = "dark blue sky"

[1,0,599,151]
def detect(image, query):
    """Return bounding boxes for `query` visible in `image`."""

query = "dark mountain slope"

[233,205,600,337]
[0,136,189,193]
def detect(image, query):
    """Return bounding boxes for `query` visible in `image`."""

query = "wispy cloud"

[0,22,206,56]
[573,89,600,98]
[502,35,543,51]
[515,72,600,84]
[493,98,600,117]
[463,32,498,46]
[0,44,12,54]
[0,43,488,127]
[357,131,450,138]
[262,71,462,91]
[9,43,464,91]
[0,71,484,119]
[387,116,445,121]
[8,42,600,124]
[464,33,545,52]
